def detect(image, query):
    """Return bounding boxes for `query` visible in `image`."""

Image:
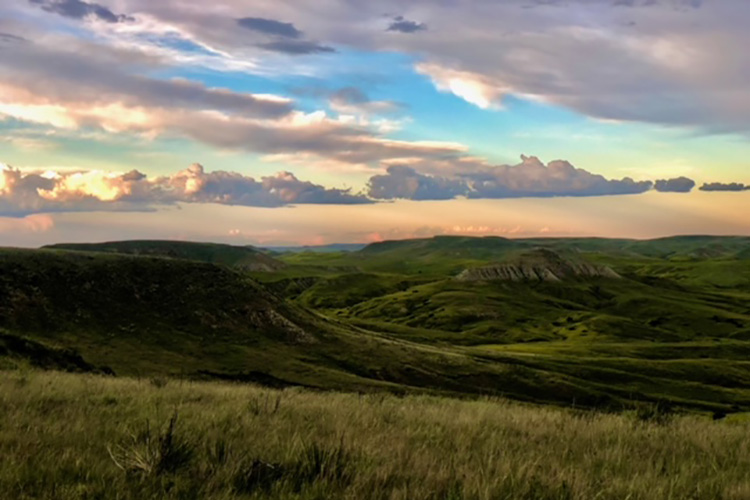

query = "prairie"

[3,370,750,500]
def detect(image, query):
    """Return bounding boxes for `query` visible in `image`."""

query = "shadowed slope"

[45,240,286,271]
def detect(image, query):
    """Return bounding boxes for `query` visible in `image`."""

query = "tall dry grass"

[2,370,750,499]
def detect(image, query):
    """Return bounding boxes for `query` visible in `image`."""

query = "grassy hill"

[261,235,750,412]
[5,235,750,412]
[280,235,750,276]
[45,240,286,271]
[0,248,626,408]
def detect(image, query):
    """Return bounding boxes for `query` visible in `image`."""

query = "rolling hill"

[5,235,750,413]
[44,240,286,271]
[0,248,622,407]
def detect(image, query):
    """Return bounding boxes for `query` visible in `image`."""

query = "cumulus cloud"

[654,176,696,193]
[29,0,134,23]
[0,162,370,216]
[368,155,654,200]
[699,182,750,192]
[368,165,467,200]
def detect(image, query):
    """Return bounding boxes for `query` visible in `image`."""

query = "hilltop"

[280,235,750,277]
[45,240,286,272]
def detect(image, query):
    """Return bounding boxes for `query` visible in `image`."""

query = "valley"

[3,235,750,413]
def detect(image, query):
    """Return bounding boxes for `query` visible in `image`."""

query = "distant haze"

[3,191,749,248]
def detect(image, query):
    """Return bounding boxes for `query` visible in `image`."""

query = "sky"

[1,0,750,247]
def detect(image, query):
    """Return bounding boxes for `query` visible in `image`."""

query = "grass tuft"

[108,411,193,477]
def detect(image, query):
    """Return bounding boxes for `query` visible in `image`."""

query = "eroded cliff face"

[456,248,620,282]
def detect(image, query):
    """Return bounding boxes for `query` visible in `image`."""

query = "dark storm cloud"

[654,176,696,193]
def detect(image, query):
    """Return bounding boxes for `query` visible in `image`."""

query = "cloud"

[387,16,427,34]
[0,69,467,167]
[0,32,26,44]
[0,162,371,216]
[234,15,334,55]
[368,165,467,200]
[416,63,509,110]
[0,35,456,168]
[29,0,134,23]
[258,40,335,55]
[654,176,695,192]
[368,155,654,200]
[0,43,293,116]
[699,182,750,192]
[526,0,702,7]
[13,0,741,134]
[329,87,402,115]
[236,17,302,38]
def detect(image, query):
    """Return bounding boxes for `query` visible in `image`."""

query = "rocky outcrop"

[456,248,620,283]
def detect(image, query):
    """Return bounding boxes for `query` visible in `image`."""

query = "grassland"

[4,370,750,500]
[268,235,750,413]
[5,236,750,498]
[5,237,750,413]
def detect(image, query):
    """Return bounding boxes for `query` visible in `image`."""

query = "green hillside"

[0,248,622,407]
[281,235,750,276]
[5,235,750,413]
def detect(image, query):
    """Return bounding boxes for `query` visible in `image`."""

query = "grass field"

[3,370,750,500]
[6,236,750,498]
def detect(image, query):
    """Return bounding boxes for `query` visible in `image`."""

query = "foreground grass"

[3,371,750,499]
